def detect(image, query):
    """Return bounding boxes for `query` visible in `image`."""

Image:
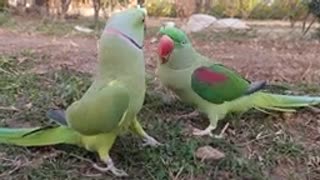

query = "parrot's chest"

[157,66,199,104]
[128,78,146,112]
[100,44,146,114]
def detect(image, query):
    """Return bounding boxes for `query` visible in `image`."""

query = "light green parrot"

[0,7,161,177]
[156,24,320,137]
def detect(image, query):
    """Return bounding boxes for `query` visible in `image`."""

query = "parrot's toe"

[142,135,163,147]
[192,125,217,137]
[192,128,214,137]
[193,128,225,139]
[213,134,224,139]
[93,163,128,177]
[110,167,129,177]
[92,163,110,172]
[93,158,129,177]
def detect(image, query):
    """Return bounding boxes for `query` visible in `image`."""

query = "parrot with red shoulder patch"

[156,24,320,138]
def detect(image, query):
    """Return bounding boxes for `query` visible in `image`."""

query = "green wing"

[191,64,252,104]
[66,82,130,136]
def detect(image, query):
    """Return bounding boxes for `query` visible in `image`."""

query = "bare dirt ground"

[1,17,320,179]
[0,28,97,73]
[1,18,320,84]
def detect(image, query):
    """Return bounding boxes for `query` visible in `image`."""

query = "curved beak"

[157,35,174,64]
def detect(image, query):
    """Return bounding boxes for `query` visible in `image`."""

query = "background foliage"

[0,0,316,20]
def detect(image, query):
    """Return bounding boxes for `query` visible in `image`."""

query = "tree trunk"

[30,0,48,16]
[60,0,71,19]
[137,0,144,6]
[195,0,211,13]
[1,0,8,9]
[16,0,27,13]
[175,0,196,22]
[93,0,101,25]
[107,0,114,17]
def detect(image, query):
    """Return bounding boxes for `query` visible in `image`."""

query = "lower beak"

[160,55,170,64]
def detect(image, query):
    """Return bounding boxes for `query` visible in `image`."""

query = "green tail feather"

[231,92,320,112]
[0,126,81,147]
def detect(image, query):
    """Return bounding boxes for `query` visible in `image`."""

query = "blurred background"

[1,0,319,30]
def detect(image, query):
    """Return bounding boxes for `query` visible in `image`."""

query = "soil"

[1,19,320,84]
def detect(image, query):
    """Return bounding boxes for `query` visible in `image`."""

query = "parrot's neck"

[96,34,145,81]
[165,47,197,70]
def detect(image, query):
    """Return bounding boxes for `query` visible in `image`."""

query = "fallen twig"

[0,106,20,111]
[219,122,230,137]
[237,130,283,147]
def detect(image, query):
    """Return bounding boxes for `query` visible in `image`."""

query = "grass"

[1,49,319,180]
[0,11,15,27]
[0,54,259,179]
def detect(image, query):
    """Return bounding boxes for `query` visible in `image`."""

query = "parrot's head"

[103,6,147,49]
[157,26,191,64]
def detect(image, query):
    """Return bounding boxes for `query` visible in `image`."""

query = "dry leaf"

[25,103,33,109]
[17,57,28,64]
[307,156,320,170]
[195,146,225,161]
[309,106,320,113]
[281,112,294,120]
[150,37,158,44]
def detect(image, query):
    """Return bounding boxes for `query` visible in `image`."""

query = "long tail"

[230,92,320,113]
[0,126,81,147]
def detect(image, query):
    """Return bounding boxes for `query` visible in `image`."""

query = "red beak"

[157,35,174,64]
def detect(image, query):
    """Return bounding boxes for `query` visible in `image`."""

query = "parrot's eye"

[142,18,145,23]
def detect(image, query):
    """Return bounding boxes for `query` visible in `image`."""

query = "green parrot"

[0,7,161,177]
[156,24,320,137]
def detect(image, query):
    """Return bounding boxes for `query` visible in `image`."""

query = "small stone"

[211,18,250,30]
[25,102,33,109]
[195,146,225,161]
[182,14,217,33]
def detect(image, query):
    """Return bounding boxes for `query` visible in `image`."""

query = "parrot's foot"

[192,128,213,137]
[193,125,221,138]
[142,135,162,147]
[93,158,128,177]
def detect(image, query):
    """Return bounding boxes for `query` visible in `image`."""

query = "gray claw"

[142,135,163,147]
[93,158,128,177]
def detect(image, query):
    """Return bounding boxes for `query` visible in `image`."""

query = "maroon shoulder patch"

[194,67,227,84]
